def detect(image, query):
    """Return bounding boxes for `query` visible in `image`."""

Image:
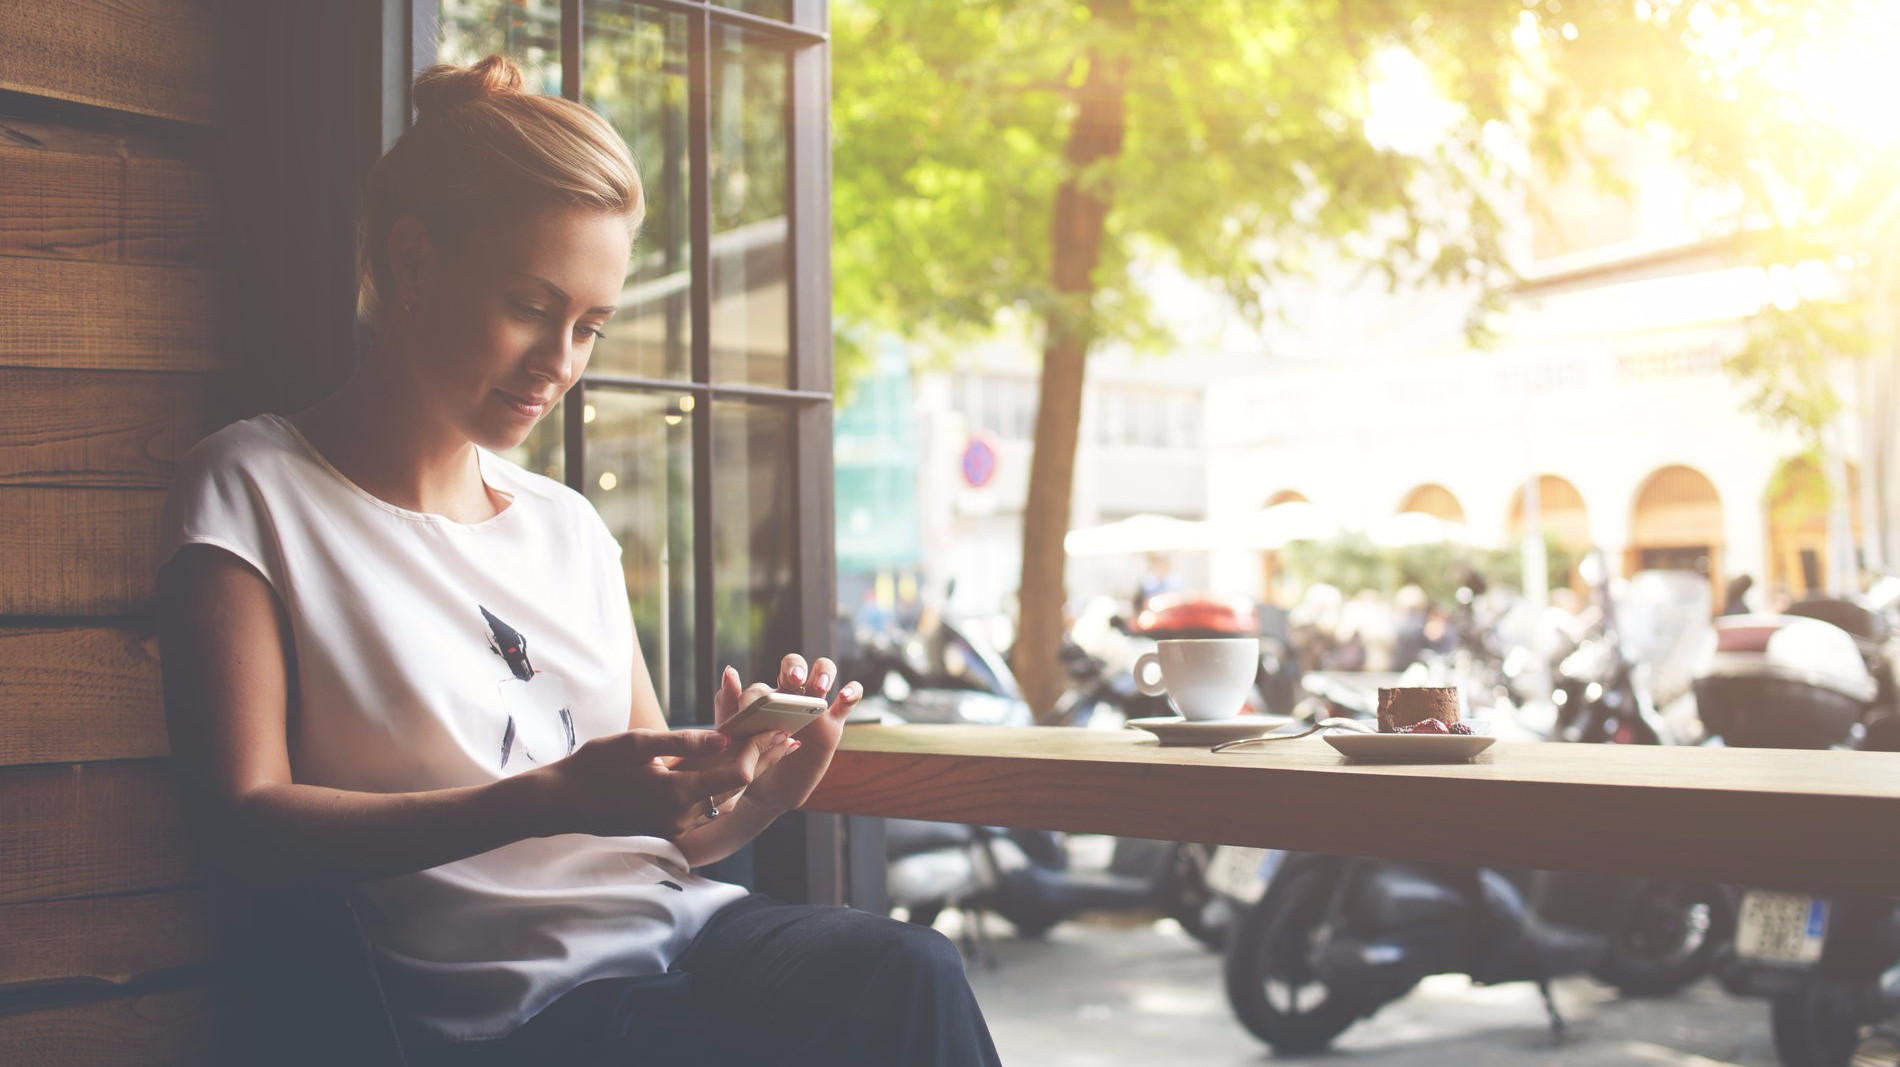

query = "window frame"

[408,0,854,905]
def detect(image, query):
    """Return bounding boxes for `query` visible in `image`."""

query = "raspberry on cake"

[1376,687,1462,733]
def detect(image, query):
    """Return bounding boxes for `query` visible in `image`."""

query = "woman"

[155,56,1000,1066]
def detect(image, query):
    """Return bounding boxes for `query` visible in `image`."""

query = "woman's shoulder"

[175,413,301,482]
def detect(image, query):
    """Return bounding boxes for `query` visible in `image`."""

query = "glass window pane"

[718,0,792,23]
[710,31,792,387]
[584,3,692,380]
[585,390,698,722]
[493,398,566,482]
[713,402,800,686]
[435,0,562,93]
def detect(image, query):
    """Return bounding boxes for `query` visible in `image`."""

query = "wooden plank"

[0,626,168,767]
[0,986,226,1067]
[0,889,219,989]
[0,369,212,490]
[0,257,223,373]
[0,1,218,126]
[0,489,164,616]
[0,118,214,266]
[0,762,197,905]
[807,725,1900,896]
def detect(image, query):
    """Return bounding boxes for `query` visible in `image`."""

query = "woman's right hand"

[526,728,787,838]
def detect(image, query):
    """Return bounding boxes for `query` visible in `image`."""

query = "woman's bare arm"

[156,545,570,888]
[156,544,740,890]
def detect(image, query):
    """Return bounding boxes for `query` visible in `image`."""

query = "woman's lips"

[497,391,549,417]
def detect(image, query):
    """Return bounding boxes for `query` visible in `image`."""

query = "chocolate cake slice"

[1376,687,1462,733]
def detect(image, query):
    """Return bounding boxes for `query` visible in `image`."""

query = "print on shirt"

[481,605,577,770]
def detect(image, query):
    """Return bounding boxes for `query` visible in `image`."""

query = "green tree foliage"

[1281,533,1579,606]
[829,0,1798,715]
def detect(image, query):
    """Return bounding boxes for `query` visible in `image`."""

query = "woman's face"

[404,204,632,451]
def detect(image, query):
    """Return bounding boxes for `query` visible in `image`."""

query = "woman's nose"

[527,329,582,386]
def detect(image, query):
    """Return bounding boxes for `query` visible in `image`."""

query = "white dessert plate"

[1127,716,1295,747]
[1324,732,1496,762]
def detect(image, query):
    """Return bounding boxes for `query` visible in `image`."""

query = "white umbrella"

[1063,513,1214,557]
[1209,501,1342,550]
[1368,511,1476,548]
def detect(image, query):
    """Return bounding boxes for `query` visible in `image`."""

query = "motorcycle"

[1696,574,1900,1067]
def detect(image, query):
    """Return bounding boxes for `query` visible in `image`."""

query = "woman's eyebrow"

[508,271,618,315]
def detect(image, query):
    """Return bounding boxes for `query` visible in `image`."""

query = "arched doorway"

[1506,475,1591,593]
[1628,465,1724,589]
[1765,455,1862,597]
[1259,490,1309,604]
[1397,483,1466,523]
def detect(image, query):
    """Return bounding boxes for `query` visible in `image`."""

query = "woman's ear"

[385,214,439,309]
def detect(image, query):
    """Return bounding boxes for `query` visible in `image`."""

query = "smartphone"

[718,691,828,740]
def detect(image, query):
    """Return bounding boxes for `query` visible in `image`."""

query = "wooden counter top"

[803,725,1900,896]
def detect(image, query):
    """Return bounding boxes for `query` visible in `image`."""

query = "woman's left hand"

[713,654,861,816]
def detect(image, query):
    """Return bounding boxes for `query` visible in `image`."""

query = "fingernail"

[787,739,802,751]
[814,673,832,692]
[791,666,807,685]
[774,731,790,743]
[713,733,731,748]
[843,682,862,700]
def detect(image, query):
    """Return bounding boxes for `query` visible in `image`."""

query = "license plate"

[1735,891,1829,965]
[1205,847,1279,904]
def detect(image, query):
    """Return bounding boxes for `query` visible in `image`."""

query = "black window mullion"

[560,0,585,492]
[561,0,582,98]
[688,5,717,726]
[563,382,588,494]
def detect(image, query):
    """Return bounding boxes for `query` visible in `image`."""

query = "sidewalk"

[953,914,1777,1066]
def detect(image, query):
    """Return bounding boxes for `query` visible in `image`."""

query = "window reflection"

[585,2,692,380]
[718,0,792,23]
[435,0,562,93]
[713,402,800,686]
[710,30,792,387]
[585,391,698,721]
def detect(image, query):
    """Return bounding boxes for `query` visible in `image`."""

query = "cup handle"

[1132,651,1167,697]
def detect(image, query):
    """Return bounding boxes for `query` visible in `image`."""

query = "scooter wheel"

[1771,977,1864,1067]
[1593,880,1735,998]
[1223,865,1373,1054]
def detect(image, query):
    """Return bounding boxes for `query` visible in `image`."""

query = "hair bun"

[412,55,526,122]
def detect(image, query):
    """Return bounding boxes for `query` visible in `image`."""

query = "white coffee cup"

[1132,637,1260,721]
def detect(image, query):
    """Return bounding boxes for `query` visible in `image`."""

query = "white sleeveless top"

[158,413,747,1042]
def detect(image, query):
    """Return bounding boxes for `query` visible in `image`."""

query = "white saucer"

[1126,716,1295,747]
[1324,732,1496,762]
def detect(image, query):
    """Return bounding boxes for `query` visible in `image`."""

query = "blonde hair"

[356,55,644,326]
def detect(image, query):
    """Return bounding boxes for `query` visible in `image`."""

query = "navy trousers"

[408,894,1003,1067]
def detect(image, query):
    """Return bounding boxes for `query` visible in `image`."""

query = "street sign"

[961,433,998,488]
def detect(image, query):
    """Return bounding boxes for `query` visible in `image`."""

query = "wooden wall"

[0,2,230,1061]
[0,3,390,1062]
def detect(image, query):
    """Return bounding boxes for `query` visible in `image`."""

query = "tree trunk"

[1012,1,1131,722]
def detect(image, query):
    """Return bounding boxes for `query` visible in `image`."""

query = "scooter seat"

[1358,865,1471,928]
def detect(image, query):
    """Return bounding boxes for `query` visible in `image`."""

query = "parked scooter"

[1220,850,1608,1053]
[1695,575,1900,1067]
[1216,569,1735,1052]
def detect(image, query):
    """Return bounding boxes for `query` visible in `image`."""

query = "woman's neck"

[286,358,505,523]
